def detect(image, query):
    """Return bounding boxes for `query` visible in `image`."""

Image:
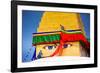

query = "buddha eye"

[44,45,56,50]
[63,44,72,48]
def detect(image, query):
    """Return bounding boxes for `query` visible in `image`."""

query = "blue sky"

[22,10,90,62]
[80,13,90,38]
[22,10,43,62]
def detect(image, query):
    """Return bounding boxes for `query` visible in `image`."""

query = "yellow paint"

[37,12,84,34]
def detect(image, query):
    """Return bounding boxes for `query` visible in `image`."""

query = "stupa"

[32,12,90,59]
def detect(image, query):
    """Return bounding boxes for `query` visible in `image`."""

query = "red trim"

[60,32,90,48]
[50,40,64,57]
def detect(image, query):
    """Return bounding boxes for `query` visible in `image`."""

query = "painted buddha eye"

[44,45,56,50]
[63,44,72,48]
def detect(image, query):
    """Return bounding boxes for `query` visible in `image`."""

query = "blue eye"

[63,44,72,48]
[44,45,56,50]
[63,44,68,48]
[48,46,53,50]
